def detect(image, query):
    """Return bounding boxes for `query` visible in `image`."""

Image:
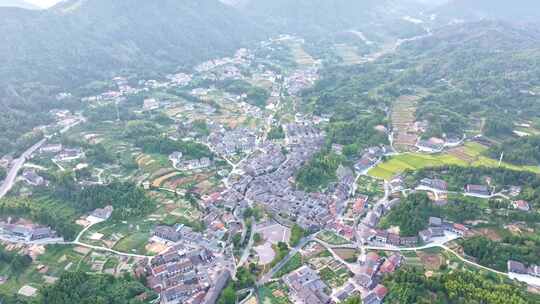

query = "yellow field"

[152,171,182,188]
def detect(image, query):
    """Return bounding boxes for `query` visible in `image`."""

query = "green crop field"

[368,153,467,180]
[112,232,150,255]
[368,146,540,180]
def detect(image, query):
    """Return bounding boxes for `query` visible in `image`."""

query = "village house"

[168,152,183,168]
[355,252,381,288]
[55,148,84,162]
[416,138,444,153]
[529,265,540,278]
[465,184,491,197]
[0,223,57,242]
[283,266,331,304]
[508,260,528,274]
[362,284,388,304]
[512,200,531,212]
[22,170,45,186]
[0,155,13,168]
[88,206,114,222]
[153,226,182,242]
[176,158,212,171]
[39,144,63,154]
[420,178,448,192]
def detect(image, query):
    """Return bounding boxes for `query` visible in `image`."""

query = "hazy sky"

[26,0,62,8]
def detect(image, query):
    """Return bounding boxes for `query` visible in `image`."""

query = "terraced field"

[391,95,420,152]
[334,44,363,65]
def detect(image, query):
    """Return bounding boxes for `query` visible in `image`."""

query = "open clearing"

[368,153,467,180]
[369,142,540,180]
[334,44,363,65]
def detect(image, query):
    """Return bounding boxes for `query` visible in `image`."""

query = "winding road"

[0,138,47,198]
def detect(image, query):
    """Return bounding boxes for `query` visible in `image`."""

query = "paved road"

[0,117,83,199]
[0,138,47,198]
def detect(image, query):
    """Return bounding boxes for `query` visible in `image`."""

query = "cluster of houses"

[21,170,45,187]
[152,224,223,253]
[229,123,337,231]
[40,144,85,162]
[416,137,445,153]
[354,146,391,174]
[508,260,540,278]
[0,221,58,242]
[419,217,469,242]
[283,265,331,304]
[355,252,402,304]
[207,127,257,157]
[284,67,319,96]
[240,143,287,176]
[168,153,212,171]
[145,245,228,304]
[356,198,401,245]
[87,206,114,223]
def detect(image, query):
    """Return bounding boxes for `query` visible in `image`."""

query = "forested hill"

[242,0,427,39]
[393,21,540,137]
[0,0,265,89]
[434,0,540,23]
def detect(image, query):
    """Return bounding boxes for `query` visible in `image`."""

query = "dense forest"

[50,179,155,221]
[295,151,344,192]
[380,192,481,236]
[383,267,537,304]
[21,271,154,304]
[325,110,388,157]
[135,136,213,160]
[0,197,81,240]
[398,21,540,138]
[487,136,540,166]
[215,79,270,108]
[462,235,540,272]
[0,245,32,276]
[406,165,540,208]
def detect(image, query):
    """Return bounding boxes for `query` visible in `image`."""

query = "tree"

[217,282,236,304]
[289,224,306,246]
[40,271,153,303]
[0,167,6,180]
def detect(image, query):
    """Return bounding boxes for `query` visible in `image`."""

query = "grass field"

[368,153,467,180]
[368,142,540,180]
[112,232,150,255]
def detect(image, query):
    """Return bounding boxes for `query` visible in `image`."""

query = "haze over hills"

[242,0,428,38]
[0,0,265,88]
[0,0,40,9]
[434,0,540,23]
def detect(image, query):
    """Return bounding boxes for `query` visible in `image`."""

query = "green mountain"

[397,21,540,137]
[242,0,427,39]
[0,0,265,89]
